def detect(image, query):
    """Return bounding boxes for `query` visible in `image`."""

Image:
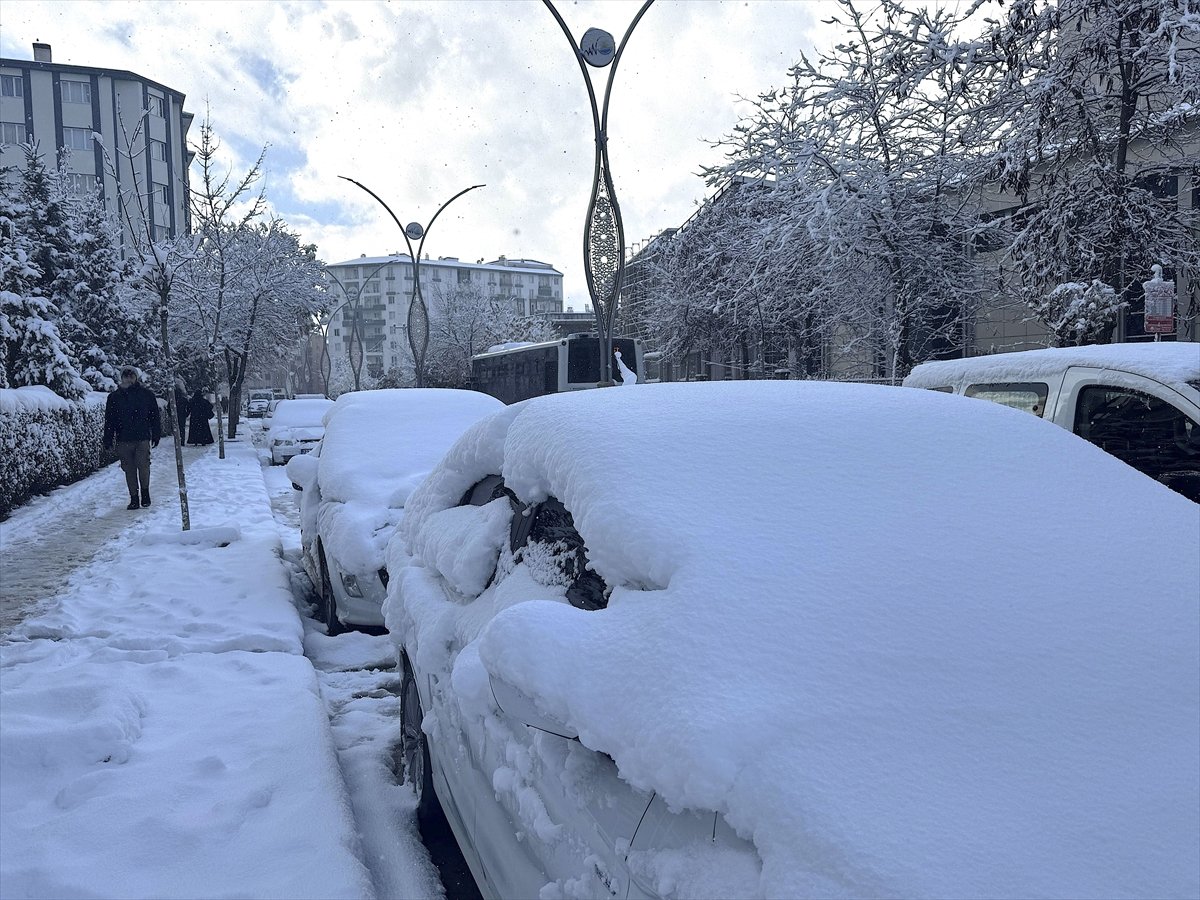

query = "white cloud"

[2,0,836,310]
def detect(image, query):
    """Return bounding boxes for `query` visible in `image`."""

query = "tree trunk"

[225,346,246,439]
[159,301,190,531]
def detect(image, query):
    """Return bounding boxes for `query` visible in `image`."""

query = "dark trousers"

[115,440,151,500]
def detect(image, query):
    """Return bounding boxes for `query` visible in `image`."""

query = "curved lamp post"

[543,0,654,386]
[321,256,399,394]
[338,177,484,388]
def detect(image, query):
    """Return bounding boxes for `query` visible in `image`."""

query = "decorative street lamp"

[338,177,484,388]
[543,0,654,386]
[322,256,400,394]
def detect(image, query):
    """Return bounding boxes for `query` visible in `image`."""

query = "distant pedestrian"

[187,390,215,445]
[103,366,161,510]
[174,380,189,438]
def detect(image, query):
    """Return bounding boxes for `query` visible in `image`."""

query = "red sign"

[1144,279,1175,334]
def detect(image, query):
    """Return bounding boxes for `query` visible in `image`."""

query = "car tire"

[400,656,439,830]
[317,548,344,636]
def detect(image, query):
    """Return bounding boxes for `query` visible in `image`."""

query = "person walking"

[103,366,161,510]
[187,390,215,446]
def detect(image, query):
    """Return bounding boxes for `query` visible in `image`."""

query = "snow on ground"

[261,461,446,900]
[1,432,442,899]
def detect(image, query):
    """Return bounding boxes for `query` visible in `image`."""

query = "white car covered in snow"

[266,398,333,466]
[386,380,1200,900]
[286,389,503,632]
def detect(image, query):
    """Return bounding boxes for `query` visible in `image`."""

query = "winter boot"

[127,496,140,510]
[141,493,151,508]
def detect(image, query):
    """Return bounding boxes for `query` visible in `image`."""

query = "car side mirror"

[285,453,318,492]
[490,675,578,740]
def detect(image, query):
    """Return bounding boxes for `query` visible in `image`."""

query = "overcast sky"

[3,0,836,311]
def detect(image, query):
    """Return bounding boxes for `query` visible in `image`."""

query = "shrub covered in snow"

[0,387,113,519]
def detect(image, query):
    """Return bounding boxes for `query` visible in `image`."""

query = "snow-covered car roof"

[319,389,504,507]
[312,389,504,576]
[267,398,334,427]
[904,342,1200,395]
[399,380,1200,898]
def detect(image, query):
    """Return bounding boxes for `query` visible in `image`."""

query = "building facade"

[0,42,193,247]
[322,254,564,378]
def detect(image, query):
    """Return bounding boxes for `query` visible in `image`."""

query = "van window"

[965,382,1050,417]
[1074,385,1200,500]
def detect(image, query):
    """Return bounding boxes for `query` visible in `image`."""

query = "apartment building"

[0,42,193,246]
[323,254,564,376]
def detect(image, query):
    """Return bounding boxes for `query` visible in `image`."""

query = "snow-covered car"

[904,342,1200,501]
[386,380,1200,900]
[247,390,273,418]
[266,398,333,466]
[286,388,503,632]
[262,398,282,425]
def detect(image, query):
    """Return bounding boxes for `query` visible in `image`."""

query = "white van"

[904,343,1200,501]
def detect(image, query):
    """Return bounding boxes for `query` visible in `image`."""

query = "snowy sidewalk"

[0,443,376,898]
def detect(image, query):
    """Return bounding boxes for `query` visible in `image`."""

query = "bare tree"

[990,0,1200,338]
[176,111,267,456]
[95,113,196,530]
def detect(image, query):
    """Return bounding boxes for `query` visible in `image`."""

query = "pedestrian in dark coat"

[103,366,161,509]
[174,382,189,438]
[187,391,215,445]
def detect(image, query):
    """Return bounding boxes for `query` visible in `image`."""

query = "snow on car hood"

[315,389,504,575]
[398,381,1200,899]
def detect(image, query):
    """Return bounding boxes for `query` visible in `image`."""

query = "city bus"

[471,334,645,405]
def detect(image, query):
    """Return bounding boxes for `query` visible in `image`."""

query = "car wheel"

[317,549,344,636]
[401,657,439,829]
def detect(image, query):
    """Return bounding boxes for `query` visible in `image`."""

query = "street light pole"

[543,0,654,386]
[322,256,400,394]
[338,177,484,388]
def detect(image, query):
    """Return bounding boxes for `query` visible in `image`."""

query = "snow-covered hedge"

[0,387,114,519]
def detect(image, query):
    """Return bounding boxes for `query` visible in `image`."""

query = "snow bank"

[396,380,1200,899]
[905,341,1200,392]
[0,388,113,519]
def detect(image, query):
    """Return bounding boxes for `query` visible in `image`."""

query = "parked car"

[247,390,274,418]
[386,380,1199,900]
[286,388,503,632]
[266,398,333,466]
[262,398,282,425]
[904,342,1200,500]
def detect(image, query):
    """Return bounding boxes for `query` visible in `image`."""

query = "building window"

[63,173,99,196]
[1,122,27,144]
[152,224,170,241]
[153,182,169,204]
[148,95,165,118]
[63,127,94,150]
[61,80,91,104]
[150,139,167,161]
[332,329,340,337]
[1,75,22,98]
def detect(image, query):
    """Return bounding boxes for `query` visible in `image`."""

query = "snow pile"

[0,387,113,519]
[0,444,375,898]
[309,389,503,577]
[904,341,1200,393]
[393,380,1200,899]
